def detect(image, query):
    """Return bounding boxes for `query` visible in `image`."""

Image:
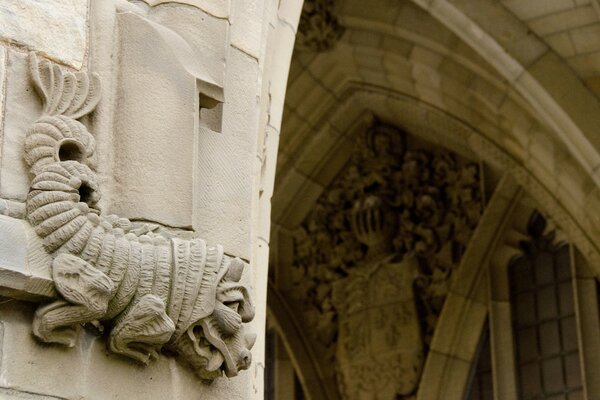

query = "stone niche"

[0,0,264,398]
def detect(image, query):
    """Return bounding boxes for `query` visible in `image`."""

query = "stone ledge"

[0,215,55,301]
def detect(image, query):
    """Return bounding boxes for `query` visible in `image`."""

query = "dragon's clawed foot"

[33,300,81,346]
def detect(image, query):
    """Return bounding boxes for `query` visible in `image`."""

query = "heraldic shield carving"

[333,255,424,399]
[332,194,425,400]
[291,123,483,399]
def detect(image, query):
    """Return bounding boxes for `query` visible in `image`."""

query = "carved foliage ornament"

[23,53,255,382]
[295,0,344,52]
[291,123,482,398]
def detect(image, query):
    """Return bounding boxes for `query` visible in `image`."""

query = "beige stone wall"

[0,0,304,398]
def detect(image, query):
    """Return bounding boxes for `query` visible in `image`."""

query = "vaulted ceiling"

[268,1,600,398]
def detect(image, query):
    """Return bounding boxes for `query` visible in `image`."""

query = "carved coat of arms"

[333,255,424,399]
[291,124,483,399]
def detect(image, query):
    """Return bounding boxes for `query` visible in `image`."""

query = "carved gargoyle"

[23,53,255,382]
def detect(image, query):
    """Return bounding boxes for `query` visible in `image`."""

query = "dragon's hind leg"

[33,253,114,346]
[108,294,175,365]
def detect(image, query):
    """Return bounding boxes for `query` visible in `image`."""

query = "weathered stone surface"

[0,301,252,400]
[141,0,231,18]
[111,12,201,229]
[149,3,228,87]
[0,49,42,202]
[0,0,88,69]
[193,46,259,259]
[0,215,54,301]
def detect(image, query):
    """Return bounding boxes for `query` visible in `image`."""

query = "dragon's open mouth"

[185,317,255,379]
[187,323,226,376]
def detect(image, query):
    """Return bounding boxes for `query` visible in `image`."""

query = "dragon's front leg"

[33,253,113,346]
[108,294,175,365]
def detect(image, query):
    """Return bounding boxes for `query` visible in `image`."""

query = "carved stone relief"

[20,53,255,383]
[291,123,482,398]
[295,0,344,52]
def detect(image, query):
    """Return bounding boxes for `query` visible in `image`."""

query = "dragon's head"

[169,257,256,381]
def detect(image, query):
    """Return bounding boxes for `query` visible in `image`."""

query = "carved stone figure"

[333,196,424,399]
[291,123,482,397]
[23,53,255,382]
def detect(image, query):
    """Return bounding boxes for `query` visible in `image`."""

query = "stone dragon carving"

[23,53,255,382]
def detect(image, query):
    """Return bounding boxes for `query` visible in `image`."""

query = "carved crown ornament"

[291,122,483,398]
[18,53,255,382]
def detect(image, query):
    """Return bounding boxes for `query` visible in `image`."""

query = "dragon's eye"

[223,301,240,313]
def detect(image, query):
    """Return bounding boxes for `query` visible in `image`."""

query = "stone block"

[430,293,487,361]
[523,52,600,169]
[503,136,528,163]
[353,46,384,71]
[149,5,228,88]
[528,5,596,36]
[569,23,600,55]
[460,0,549,68]
[358,68,389,89]
[489,300,519,398]
[568,51,600,78]
[0,49,42,202]
[410,45,444,68]
[387,75,418,98]
[0,215,54,301]
[230,0,263,60]
[470,76,508,111]
[292,83,335,124]
[265,21,297,131]
[295,125,340,178]
[501,0,575,20]
[271,167,323,227]
[382,35,414,57]
[556,162,586,206]
[430,1,523,82]
[412,63,442,89]
[0,0,88,69]
[349,30,382,48]
[418,351,472,400]
[343,0,402,24]
[395,2,459,49]
[415,84,445,109]
[111,12,198,229]
[141,0,231,18]
[584,75,600,97]
[194,46,260,259]
[546,31,577,58]
[383,52,413,78]
[277,0,303,31]
[439,58,475,86]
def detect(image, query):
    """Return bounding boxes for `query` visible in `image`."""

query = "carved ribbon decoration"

[23,53,255,382]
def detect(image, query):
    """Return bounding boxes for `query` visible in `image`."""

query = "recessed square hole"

[199,93,223,133]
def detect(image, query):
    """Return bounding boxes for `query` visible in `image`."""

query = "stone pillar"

[0,0,300,398]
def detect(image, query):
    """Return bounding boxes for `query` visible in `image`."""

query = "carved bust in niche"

[291,123,482,398]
